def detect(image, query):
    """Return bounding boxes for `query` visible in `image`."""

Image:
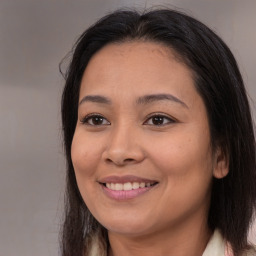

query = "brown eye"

[91,116,104,125]
[145,115,175,126]
[81,115,110,126]
[152,116,165,125]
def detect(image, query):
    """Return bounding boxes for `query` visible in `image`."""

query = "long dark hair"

[60,8,256,256]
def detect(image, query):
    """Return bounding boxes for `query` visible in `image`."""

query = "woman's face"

[71,42,225,236]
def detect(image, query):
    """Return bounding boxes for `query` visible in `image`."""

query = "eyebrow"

[136,93,188,108]
[79,93,188,108]
[79,95,111,105]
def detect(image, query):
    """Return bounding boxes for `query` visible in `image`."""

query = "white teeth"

[132,182,140,189]
[139,182,145,188]
[124,182,132,191]
[115,183,123,190]
[105,182,153,191]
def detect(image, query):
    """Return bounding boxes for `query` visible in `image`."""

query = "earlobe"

[213,147,229,179]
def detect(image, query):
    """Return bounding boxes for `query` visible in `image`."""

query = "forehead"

[79,41,197,105]
[84,41,186,76]
[92,41,178,62]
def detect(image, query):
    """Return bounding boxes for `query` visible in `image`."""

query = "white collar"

[202,229,226,256]
[89,229,227,256]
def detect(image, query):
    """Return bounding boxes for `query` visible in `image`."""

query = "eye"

[80,114,110,126]
[144,114,175,126]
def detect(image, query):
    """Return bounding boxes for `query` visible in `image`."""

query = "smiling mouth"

[101,181,157,191]
[99,176,159,200]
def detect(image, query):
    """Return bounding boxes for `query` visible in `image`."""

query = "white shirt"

[203,229,226,256]
[88,229,255,256]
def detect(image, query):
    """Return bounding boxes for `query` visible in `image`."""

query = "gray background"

[0,0,255,255]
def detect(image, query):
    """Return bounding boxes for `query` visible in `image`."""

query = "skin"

[71,41,228,256]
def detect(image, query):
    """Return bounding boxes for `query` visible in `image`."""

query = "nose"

[102,124,145,166]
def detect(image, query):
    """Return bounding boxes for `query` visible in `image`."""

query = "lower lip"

[101,184,156,200]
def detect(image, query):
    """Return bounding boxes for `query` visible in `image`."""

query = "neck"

[108,215,212,256]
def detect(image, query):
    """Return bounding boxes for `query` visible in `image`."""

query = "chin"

[99,215,153,236]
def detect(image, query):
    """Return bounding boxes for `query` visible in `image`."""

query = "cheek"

[148,126,213,178]
[147,130,213,218]
[71,130,106,212]
[71,130,102,179]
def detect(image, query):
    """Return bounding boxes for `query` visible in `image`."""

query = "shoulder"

[242,247,256,256]
[203,229,256,256]
[225,239,256,256]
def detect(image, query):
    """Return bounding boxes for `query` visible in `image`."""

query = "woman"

[60,9,256,256]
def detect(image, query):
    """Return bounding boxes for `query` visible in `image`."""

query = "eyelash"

[80,113,110,126]
[144,113,176,126]
[80,113,176,126]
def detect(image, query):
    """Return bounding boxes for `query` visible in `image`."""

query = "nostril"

[125,158,135,162]
[105,157,135,165]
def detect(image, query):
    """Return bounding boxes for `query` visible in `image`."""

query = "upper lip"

[98,175,158,184]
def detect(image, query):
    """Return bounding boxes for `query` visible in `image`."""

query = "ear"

[213,146,229,179]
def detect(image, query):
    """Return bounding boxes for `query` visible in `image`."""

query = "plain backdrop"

[0,0,255,255]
